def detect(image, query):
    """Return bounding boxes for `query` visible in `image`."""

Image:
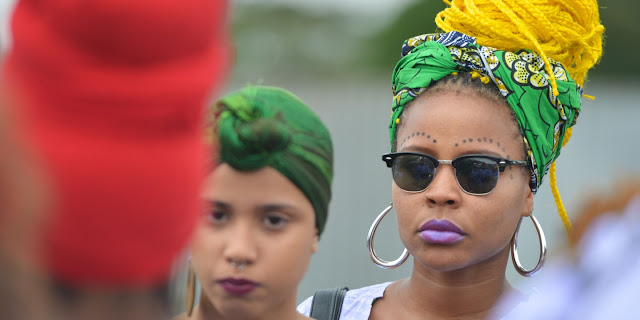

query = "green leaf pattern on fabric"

[390,32,582,193]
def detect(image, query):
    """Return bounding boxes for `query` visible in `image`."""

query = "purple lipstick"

[419,219,465,244]
[219,278,258,295]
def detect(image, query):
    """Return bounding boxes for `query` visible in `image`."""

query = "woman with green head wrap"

[175,86,333,320]
[298,1,603,319]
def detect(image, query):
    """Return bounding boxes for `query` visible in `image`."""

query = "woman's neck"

[396,246,513,319]
[192,290,307,320]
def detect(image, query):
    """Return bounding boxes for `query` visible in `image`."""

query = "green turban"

[391,32,582,194]
[213,86,333,235]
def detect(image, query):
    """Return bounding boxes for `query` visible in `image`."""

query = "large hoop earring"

[185,259,196,317]
[367,203,410,269]
[511,214,547,277]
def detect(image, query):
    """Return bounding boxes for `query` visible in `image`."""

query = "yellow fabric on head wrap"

[436,0,604,243]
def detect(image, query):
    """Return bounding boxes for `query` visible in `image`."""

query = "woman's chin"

[214,304,261,320]
[413,255,470,273]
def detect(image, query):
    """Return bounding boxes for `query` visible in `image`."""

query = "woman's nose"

[222,220,258,268]
[424,165,462,207]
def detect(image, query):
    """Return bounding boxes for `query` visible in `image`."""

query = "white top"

[298,281,540,320]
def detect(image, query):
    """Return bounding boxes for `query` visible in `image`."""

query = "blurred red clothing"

[2,0,230,286]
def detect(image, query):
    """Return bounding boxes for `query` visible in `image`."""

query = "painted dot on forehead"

[412,132,415,137]
[427,135,431,139]
[497,142,501,147]
[433,139,437,143]
[483,137,487,142]
[455,143,459,147]
[422,132,425,136]
[490,139,493,144]
[462,139,467,143]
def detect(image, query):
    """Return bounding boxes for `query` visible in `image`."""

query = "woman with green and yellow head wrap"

[298,1,603,319]
[177,86,333,320]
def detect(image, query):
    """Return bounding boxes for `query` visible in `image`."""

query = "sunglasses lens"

[392,155,435,192]
[455,157,499,194]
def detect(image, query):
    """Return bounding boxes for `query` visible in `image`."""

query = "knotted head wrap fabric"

[213,86,333,235]
[391,31,581,194]
[430,0,603,241]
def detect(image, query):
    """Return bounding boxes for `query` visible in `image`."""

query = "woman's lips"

[418,219,465,244]
[218,278,258,295]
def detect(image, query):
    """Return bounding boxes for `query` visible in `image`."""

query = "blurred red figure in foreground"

[1,0,230,316]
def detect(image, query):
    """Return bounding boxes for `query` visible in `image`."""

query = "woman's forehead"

[202,165,313,212]
[403,93,515,135]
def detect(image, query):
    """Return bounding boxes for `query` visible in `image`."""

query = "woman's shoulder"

[343,282,393,302]
[297,282,393,319]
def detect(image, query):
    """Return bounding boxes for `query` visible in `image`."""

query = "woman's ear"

[521,186,534,217]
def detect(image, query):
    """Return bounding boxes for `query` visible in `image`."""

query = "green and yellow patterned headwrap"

[391,31,582,194]
[212,86,333,235]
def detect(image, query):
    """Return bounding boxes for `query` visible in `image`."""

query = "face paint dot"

[490,139,493,143]
[510,174,514,180]
[469,138,473,142]
[455,143,459,147]
[407,136,410,140]
[502,148,506,152]
[462,139,467,143]
[433,139,437,143]
[422,132,425,136]
[507,155,510,160]
[497,142,501,147]
[478,137,482,142]
[412,133,415,137]
[483,137,487,142]
[427,135,431,139]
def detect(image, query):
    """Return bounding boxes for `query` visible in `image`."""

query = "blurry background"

[2,0,639,311]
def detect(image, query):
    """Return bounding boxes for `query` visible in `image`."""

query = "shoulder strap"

[309,286,349,320]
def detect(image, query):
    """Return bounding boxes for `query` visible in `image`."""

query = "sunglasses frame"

[382,152,529,195]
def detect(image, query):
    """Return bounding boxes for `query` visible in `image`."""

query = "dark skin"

[370,248,512,320]
[371,90,533,320]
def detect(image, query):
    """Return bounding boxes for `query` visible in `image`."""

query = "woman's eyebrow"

[257,204,297,213]
[401,145,436,154]
[210,200,231,210]
[458,148,503,158]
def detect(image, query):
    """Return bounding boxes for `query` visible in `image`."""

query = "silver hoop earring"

[511,214,547,277]
[367,203,409,269]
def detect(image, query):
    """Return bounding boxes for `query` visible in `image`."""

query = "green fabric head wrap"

[390,32,582,194]
[213,86,333,234]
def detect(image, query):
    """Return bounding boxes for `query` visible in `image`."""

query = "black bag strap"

[309,286,349,320]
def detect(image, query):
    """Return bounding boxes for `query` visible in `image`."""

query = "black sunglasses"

[382,152,529,195]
